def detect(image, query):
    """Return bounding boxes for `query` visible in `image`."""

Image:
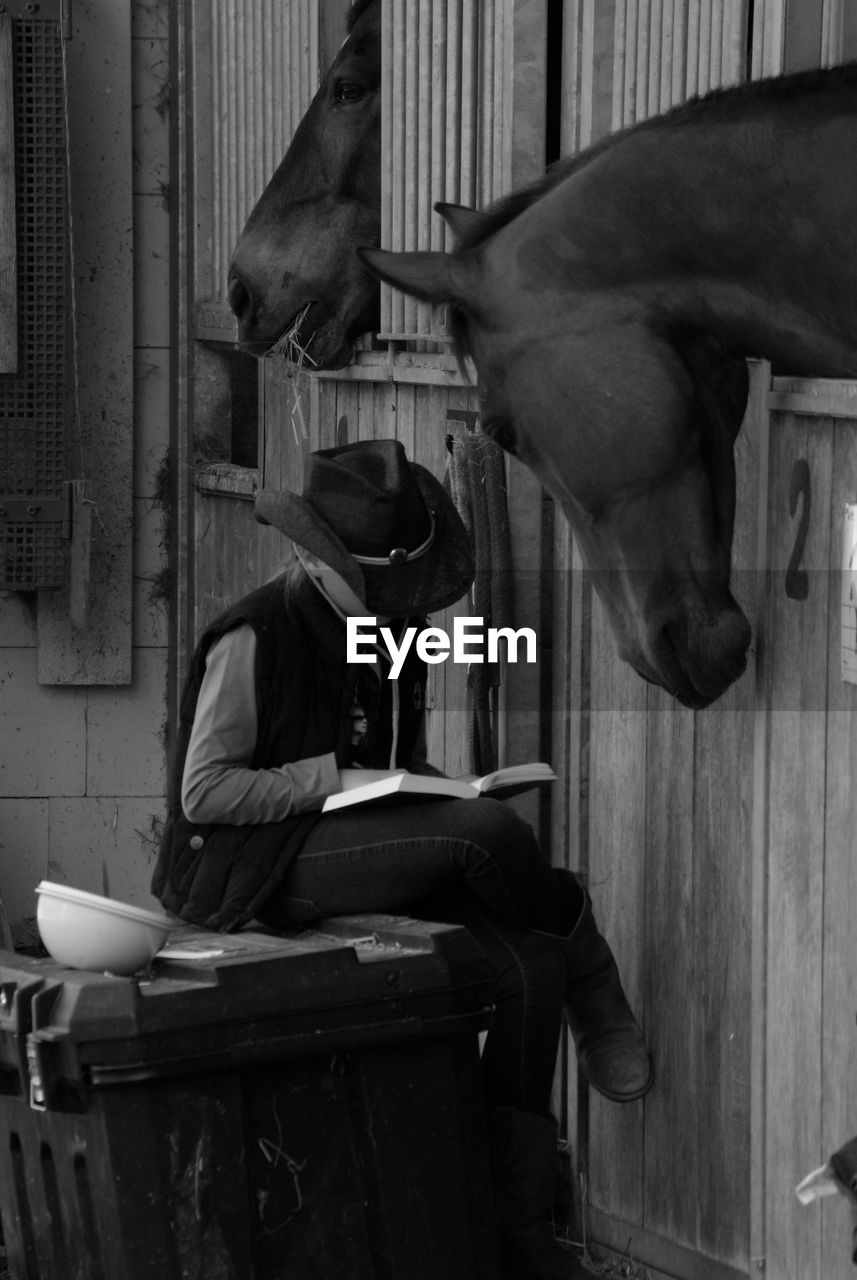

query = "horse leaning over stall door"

[362,64,857,709]
[228,0,381,369]
[229,2,853,711]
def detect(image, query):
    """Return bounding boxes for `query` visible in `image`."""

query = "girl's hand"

[337,768,407,792]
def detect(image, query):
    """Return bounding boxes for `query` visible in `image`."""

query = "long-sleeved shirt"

[181,624,341,825]
[181,567,435,826]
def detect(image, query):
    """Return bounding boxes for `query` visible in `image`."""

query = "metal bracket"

[0,2,64,20]
[0,494,69,534]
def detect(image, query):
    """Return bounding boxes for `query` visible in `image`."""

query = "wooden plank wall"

[573,379,857,1280]
[553,8,857,1278]
[760,390,857,1280]
[575,374,763,1280]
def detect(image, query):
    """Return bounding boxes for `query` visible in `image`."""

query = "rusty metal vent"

[0,17,68,590]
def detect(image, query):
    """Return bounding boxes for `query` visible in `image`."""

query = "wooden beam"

[0,15,17,373]
[37,0,134,684]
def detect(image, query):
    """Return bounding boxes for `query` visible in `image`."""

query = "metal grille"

[0,18,68,590]
[379,0,513,344]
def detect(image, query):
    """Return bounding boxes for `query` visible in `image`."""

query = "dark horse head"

[228,0,381,368]
[360,66,857,706]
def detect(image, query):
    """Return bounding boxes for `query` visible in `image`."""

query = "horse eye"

[335,80,365,103]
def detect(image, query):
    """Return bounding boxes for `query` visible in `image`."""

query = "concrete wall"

[0,0,171,945]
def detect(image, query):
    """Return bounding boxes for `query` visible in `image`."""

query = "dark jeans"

[261,798,583,1116]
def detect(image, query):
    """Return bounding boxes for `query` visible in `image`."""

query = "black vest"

[151,574,426,931]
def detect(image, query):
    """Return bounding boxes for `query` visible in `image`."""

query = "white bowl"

[35,881,174,976]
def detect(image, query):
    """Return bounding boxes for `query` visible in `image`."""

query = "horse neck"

[562,112,857,377]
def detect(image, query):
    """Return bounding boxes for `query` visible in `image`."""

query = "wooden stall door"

[759,380,857,1280]
[550,5,857,1279]
[549,5,760,1277]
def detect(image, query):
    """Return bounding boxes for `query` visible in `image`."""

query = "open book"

[322,763,557,813]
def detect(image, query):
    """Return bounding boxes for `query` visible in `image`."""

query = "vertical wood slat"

[641,695,697,1248]
[478,0,493,209]
[821,0,845,65]
[0,15,16,373]
[444,0,463,211]
[646,0,662,114]
[403,1,420,338]
[390,0,405,336]
[750,0,786,77]
[416,1,435,341]
[685,0,701,96]
[657,0,672,109]
[233,1,246,258]
[263,0,274,177]
[585,615,648,1225]
[820,421,857,1280]
[561,0,583,152]
[634,0,651,118]
[611,0,627,130]
[430,1,448,258]
[722,0,748,86]
[698,0,712,95]
[459,0,478,207]
[380,0,394,337]
[669,0,687,103]
[763,414,832,1280]
[565,0,587,150]
[747,361,772,1280]
[623,0,638,123]
[490,0,506,202]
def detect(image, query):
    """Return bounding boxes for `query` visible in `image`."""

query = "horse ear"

[435,202,481,242]
[357,247,462,303]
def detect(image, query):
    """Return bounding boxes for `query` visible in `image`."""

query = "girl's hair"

[275,546,307,601]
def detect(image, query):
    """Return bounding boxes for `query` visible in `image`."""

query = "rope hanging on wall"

[446,421,513,776]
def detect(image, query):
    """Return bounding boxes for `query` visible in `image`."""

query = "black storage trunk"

[0,915,499,1280]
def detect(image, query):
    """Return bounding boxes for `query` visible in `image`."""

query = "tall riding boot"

[492,1108,589,1280]
[557,887,653,1103]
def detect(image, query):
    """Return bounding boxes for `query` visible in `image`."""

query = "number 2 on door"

[785,458,811,602]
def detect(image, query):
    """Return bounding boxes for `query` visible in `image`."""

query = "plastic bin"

[0,915,500,1280]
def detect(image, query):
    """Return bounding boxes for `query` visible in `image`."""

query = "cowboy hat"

[255,439,474,615]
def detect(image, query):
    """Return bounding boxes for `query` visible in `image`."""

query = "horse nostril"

[228,273,254,326]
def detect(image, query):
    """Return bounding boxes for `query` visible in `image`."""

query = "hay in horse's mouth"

[265,303,318,445]
[265,303,319,370]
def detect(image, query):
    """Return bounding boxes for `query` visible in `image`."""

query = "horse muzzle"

[648,598,751,709]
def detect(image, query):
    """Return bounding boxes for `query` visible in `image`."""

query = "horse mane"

[454,60,857,256]
[448,60,857,362]
[347,0,377,33]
